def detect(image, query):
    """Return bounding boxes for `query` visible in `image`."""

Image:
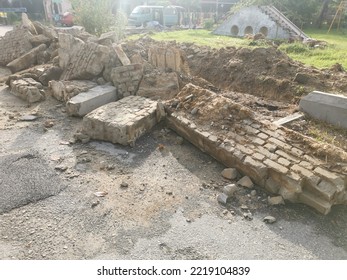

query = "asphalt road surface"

[0,84,346,260]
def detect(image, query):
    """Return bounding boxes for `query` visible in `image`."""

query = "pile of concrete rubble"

[0,17,346,215]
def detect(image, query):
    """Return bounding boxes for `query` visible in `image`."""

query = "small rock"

[263,216,277,224]
[19,115,38,121]
[223,184,238,197]
[251,190,257,196]
[240,205,249,211]
[191,107,198,115]
[237,176,254,189]
[120,182,129,188]
[175,136,184,145]
[44,120,54,128]
[268,196,285,206]
[222,210,228,215]
[243,212,253,221]
[107,164,115,170]
[55,165,68,172]
[99,161,107,170]
[221,168,238,180]
[217,193,229,205]
[186,218,192,223]
[94,191,108,197]
[166,190,173,195]
[91,201,100,208]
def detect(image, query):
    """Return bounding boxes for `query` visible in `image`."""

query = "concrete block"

[66,84,118,117]
[82,96,159,146]
[299,91,347,129]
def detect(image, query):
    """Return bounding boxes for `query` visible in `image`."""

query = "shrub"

[204,19,214,30]
[71,0,119,36]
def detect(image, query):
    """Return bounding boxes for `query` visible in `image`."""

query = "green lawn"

[279,28,347,69]
[129,28,347,69]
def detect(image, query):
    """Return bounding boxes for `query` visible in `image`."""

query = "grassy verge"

[279,28,347,69]
[128,28,347,69]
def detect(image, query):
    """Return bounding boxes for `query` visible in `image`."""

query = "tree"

[71,0,119,36]
[232,0,322,28]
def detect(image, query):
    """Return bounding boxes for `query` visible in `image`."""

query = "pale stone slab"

[82,96,164,146]
[66,84,118,117]
[299,91,347,129]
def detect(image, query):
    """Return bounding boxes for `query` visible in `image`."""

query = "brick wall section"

[82,96,164,146]
[148,46,190,74]
[58,33,110,81]
[0,29,33,66]
[166,84,347,214]
[110,64,143,98]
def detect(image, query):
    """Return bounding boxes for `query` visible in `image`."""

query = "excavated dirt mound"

[125,37,347,103]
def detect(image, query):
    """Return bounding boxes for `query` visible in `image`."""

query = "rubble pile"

[165,84,347,214]
[0,17,346,214]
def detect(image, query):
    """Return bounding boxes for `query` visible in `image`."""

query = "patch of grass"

[279,28,347,69]
[128,28,347,69]
[129,29,250,49]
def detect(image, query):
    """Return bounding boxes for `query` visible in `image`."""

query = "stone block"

[112,44,131,66]
[82,96,159,146]
[298,191,331,215]
[221,168,239,180]
[66,84,118,117]
[237,176,254,188]
[299,91,347,129]
[268,196,285,205]
[7,44,47,73]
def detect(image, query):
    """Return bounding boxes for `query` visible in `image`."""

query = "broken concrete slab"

[6,44,47,73]
[112,44,131,66]
[82,96,165,146]
[10,78,44,103]
[299,91,347,129]
[49,80,98,102]
[58,33,110,80]
[66,84,118,117]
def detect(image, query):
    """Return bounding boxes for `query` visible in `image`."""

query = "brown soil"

[124,37,347,152]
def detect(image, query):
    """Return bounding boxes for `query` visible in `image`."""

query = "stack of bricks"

[166,84,347,214]
[110,64,143,98]
[0,29,33,66]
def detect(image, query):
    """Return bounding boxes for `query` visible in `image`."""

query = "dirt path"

[0,84,346,260]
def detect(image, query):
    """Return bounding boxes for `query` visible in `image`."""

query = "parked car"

[128,5,184,27]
